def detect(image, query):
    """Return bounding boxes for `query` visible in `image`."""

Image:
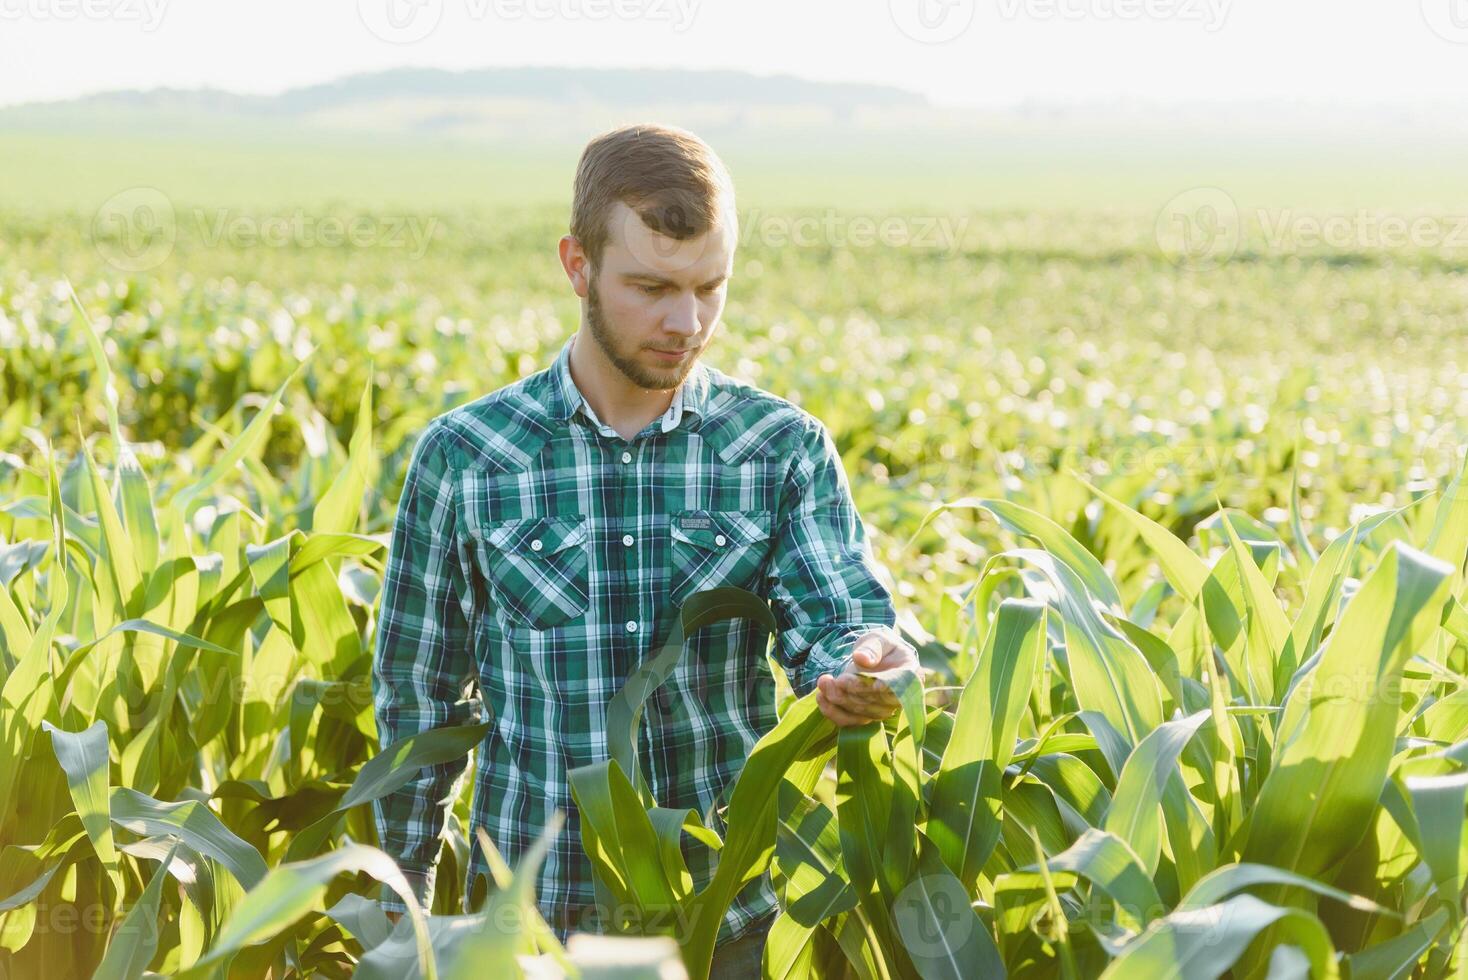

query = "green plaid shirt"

[371,334,896,944]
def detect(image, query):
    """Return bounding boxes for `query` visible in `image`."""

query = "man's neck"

[567,330,677,441]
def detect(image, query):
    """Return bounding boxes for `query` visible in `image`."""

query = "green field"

[2,128,1467,977]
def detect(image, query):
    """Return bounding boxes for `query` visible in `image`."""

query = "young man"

[371,123,918,975]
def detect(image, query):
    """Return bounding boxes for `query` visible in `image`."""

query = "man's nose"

[663,292,700,336]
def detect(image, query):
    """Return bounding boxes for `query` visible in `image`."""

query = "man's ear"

[559,234,591,298]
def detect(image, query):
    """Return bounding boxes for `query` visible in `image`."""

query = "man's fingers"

[836,673,899,705]
[817,688,881,727]
[819,683,893,719]
[850,633,892,667]
[820,674,891,710]
[819,678,860,710]
[839,684,897,710]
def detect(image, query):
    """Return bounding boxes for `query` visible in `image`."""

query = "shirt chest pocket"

[668,509,774,608]
[467,514,591,631]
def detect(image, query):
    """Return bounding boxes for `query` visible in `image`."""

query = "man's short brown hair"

[570,123,737,269]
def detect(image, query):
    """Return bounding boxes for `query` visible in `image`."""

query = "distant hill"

[9,66,1468,142]
[0,67,931,140]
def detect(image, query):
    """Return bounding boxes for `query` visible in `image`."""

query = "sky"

[2,0,1467,110]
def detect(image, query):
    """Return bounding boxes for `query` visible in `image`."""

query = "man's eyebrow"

[623,272,728,289]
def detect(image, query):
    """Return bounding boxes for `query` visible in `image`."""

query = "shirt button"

[714,534,727,546]
[625,621,637,633]
[530,539,543,552]
[622,534,634,546]
[621,451,632,464]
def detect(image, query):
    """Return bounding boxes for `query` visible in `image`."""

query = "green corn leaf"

[1023,752,1112,828]
[909,497,1123,611]
[825,908,886,980]
[1178,862,1401,919]
[184,843,435,980]
[117,836,217,943]
[567,757,682,925]
[762,912,819,980]
[987,549,1163,751]
[836,716,913,980]
[1218,508,1294,704]
[311,374,375,536]
[109,787,268,890]
[883,657,927,900]
[443,814,565,980]
[41,719,121,899]
[165,359,312,555]
[1022,828,1162,933]
[1444,596,1468,646]
[341,722,491,812]
[928,598,1046,888]
[773,789,856,928]
[1080,478,1211,602]
[1290,452,1320,567]
[287,721,492,862]
[0,443,68,816]
[1403,771,1468,922]
[53,618,239,706]
[71,278,159,573]
[891,835,1004,980]
[648,806,721,902]
[92,841,180,980]
[1425,447,1468,572]
[116,444,160,577]
[0,857,66,914]
[79,436,142,614]
[1241,542,1453,878]
[1098,894,1336,980]
[321,893,395,951]
[1345,907,1449,980]
[1103,710,1210,875]
[289,531,384,573]
[605,586,778,806]
[680,692,835,979]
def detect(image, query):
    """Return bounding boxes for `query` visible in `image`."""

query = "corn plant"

[2,287,1467,977]
[575,458,1468,979]
[0,300,696,977]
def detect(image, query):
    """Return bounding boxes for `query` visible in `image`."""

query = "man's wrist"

[792,624,901,696]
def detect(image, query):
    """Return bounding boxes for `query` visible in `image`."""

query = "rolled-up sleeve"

[371,420,481,913]
[766,417,897,697]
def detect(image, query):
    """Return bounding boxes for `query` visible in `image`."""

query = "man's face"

[582,199,735,391]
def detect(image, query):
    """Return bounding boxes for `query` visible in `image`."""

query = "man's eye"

[639,284,664,295]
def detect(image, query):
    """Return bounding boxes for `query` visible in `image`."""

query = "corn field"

[2,205,1468,978]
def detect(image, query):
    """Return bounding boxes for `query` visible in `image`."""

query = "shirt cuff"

[788,625,884,697]
[378,865,434,914]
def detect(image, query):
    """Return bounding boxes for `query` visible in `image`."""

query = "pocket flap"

[670,509,773,550]
[481,515,589,558]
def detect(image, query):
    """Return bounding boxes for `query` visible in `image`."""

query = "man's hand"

[815,627,920,727]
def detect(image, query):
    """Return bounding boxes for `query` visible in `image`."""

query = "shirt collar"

[545,333,711,435]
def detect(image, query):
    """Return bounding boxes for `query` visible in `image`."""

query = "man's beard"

[585,273,699,391]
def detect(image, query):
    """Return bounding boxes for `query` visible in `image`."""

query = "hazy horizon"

[5,0,1468,111]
